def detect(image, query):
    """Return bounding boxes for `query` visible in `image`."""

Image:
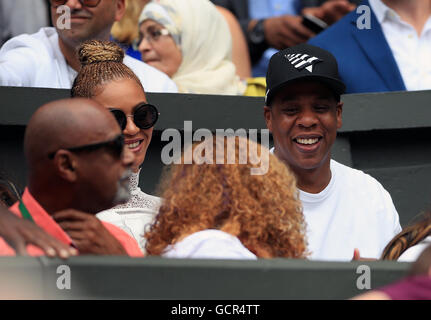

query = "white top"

[369,0,431,91]
[97,171,161,253]
[162,229,258,260]
[270,148,401,261]
[398,236,431,262]
[0,27,178,93]
[300,159,401,261]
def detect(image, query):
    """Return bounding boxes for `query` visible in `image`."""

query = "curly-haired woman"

[145,136,308,259]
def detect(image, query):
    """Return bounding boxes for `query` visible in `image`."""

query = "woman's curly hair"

[145,136,308,258]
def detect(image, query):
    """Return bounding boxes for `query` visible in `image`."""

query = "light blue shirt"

[248,0,301,76]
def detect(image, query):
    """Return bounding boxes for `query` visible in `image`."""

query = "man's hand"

[352,248,377,261]
[263,15,315,49]
[302,0,356,26]
[0,207,78,258]
[53,209,127,255]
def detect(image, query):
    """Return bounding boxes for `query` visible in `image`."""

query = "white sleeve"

[383,188,402,236]
[0,46,38,86]
[372,183,402,258]
[398,237,431,262]
[124,56,178,93]
[162,76,178,93]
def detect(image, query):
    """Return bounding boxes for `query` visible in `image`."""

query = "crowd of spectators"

[0,0,431,299]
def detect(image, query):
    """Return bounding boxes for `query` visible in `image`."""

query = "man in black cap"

[264,43,401,261]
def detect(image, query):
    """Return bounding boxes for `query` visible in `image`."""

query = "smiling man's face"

[264,80,343,172]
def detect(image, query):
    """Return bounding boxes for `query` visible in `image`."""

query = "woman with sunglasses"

[71,40,160,253]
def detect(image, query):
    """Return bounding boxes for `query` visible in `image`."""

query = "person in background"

[309,0,431,93]
[353,245,431,300]
[0,0,50,47]
[211,0,356,77]
[0,98,143,257]
[137,0,246,95]
[263,43,401,261]
[0,0,177,93]
[145,136,307,260]
[381,212,431,262]
[214,6,252,80]
[72,40,161,253]
[111,0,150,60]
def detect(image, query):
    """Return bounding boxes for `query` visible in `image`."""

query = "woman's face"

[138,20,182,78]
[92,78,154,172]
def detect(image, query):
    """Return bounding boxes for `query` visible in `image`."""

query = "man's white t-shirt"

[0,27,178,93]
[270,148,401,261]
[162,229,258,260]
[301,160,401,261]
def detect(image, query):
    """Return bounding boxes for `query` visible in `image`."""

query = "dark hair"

[71,40,144,98]
[0,177,21,207]
[381,212,431,260]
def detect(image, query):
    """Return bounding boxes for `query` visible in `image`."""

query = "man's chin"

[58,28,94,44]
[112,171,132,206]
[289,155,326,171]
[112,187,131,206]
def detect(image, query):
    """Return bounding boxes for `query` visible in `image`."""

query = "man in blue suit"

[309,0,431,94]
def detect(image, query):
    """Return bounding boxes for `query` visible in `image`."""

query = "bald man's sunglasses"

[49,0,101,8]
[48,134,124,159]
[110,103,159,131]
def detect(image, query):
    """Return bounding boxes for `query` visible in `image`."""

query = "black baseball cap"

[265,43,346,105]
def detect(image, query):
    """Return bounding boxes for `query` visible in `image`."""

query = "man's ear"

[114,0,126,22]
[263,106,273,133]
[336,101,343,129]
[53,150,78,182]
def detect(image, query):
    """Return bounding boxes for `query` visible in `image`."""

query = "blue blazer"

[308,0,406,94]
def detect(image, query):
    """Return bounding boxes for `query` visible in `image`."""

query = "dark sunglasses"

[110,103,159,131]
[48,134,124,159]
[49,0,101,8]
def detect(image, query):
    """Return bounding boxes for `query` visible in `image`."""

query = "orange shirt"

[0,188,143,257]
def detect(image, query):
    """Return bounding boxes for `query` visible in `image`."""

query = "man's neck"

[382,0,431,36]
[28,185,69,216]
[58,37,81,72]
[290,159,332,194]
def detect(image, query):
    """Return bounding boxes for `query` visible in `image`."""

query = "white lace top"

[96,170,161,254]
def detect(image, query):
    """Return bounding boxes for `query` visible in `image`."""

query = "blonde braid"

[71,40,144,98]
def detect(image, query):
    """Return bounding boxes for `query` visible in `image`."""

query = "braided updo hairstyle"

[71,40,144,98]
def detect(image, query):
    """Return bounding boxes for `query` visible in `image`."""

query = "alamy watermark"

[160,121,270,175]
[56,264,71,290]
[56,5,71,30]
[356,5,371,30]
[356,265,371,290]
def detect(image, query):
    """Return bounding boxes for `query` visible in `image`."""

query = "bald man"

[0,98,143,257]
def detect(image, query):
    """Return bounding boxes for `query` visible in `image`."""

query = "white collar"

[369,0,401,24]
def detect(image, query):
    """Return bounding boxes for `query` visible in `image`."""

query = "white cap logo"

[285,53,322,73]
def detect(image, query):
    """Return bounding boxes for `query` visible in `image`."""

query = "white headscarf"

[139,0,245,95]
